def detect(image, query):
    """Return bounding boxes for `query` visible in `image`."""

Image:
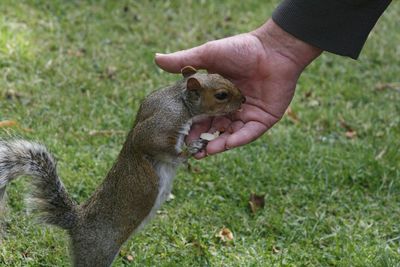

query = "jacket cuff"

[272,0,391,59]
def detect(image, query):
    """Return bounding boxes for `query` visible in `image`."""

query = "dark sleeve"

[272,0,392,59]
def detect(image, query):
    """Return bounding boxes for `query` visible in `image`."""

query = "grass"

[0,0,399,266]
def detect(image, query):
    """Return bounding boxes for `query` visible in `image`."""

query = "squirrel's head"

[181,66,245,116]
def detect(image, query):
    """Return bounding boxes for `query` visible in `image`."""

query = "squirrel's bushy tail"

[0,140,77,229]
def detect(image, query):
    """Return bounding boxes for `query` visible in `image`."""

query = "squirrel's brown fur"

[0,66,245,267]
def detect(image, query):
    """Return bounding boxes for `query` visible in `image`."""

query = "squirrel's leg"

[70,226,122,267]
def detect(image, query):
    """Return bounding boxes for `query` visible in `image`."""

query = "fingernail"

[155,53,165,56]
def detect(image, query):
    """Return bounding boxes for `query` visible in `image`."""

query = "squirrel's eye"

[214,91,228,101]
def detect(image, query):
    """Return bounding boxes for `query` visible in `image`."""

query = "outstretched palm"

[155,20,321,158]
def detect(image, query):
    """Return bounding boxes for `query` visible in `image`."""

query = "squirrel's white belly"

[136,120,192,232]
[135,161,176,233]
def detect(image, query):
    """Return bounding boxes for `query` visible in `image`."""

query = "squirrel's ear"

[186,77,202,91]
[181,66,197,78]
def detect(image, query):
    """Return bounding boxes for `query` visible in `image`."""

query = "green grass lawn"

[1,1,399,266]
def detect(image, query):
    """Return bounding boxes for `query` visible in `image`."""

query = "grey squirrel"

[0,66,245,267]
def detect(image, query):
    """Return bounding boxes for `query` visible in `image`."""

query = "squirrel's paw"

[187,139,208,155]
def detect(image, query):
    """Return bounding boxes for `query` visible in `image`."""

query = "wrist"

[251,19,322,71]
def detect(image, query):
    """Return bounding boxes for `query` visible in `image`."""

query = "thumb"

[155,44,208,73]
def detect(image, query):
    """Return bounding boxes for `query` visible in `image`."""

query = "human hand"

[155,19,321,158]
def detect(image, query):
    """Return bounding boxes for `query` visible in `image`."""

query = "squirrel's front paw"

[187,139,208,155]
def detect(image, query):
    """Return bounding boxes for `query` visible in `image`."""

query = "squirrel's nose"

[241,96,246,104]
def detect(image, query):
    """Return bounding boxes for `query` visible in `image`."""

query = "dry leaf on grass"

[339,118,354,132]
[0,120,32,132]
[125,255,134,262]
[106,66,117,79]
[0,120,17,128]
[375,82,400,92]
[375,148,386,160]
[345,130,357,139]
[101,66,117,79]
[120,250,134,262]
[308,99,320,107]
[339,117,357,139]
[217,227,234,242]
[67,48,86,57]
[272,245,281,254]
[4,89,23,100]
[248,193,265,214]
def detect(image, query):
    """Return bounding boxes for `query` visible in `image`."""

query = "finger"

[189,117,231,159]
[228,120,246,133]
[232,103,281,129]
[186,119,211,143]
[155,44,208,73]
[226,121,268,148]
[193,150,207,160]
[206,121,244,155]
[205,132,230,156]
[208,116,232,133]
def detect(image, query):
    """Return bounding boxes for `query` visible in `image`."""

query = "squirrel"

[0,66,245,267]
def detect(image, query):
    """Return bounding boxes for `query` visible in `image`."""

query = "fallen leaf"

[248,193,265,214]
[285,107,300,124]
[339,118,354,132]
[217,227,234,242]
[104,66,117,79]
[375,148,386,160]
[0,120,32,132]
[67,48,86,57]
[339,117,357,139]
[308,99,320,107]
[0,120,17,128]
[4,89,23,100]
[126,255,134,262]
[345,131,357,139]
[272,246,281,254]
[375,82,400,92]
[119,250,134,262]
